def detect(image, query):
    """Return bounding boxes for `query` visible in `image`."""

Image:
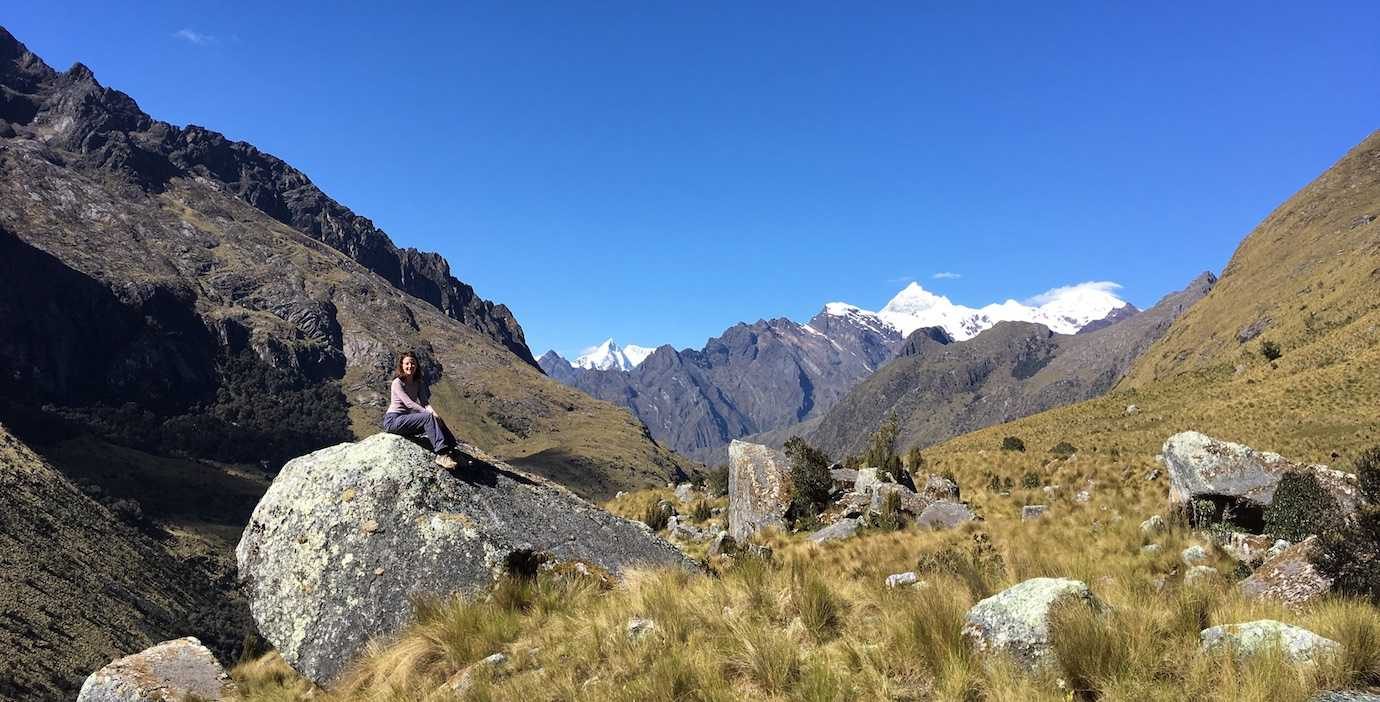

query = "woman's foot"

[434,453,459,470]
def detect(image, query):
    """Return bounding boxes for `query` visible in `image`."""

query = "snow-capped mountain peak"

[571,338,655,371]
[829,281,1129,341]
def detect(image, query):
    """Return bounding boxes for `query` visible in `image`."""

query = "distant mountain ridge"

[539,280,1134,463]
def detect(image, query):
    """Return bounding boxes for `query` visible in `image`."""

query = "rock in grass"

[1162,432,1357,521]
[1140,514,1165,535]
[916,501,976,529]
[727,440,790,541]
[886,572,919,588]
[674,483,699,504]
[1185,565,1219,585]
[707,530,737,557]
[1239,535,1333,606]
[236,433,695,686]
[1141,544,1162,556]
[808,517,861,543]
[962,577,1105,670]
[1200,620,1340,663]
[918,473,961,502]
[77,637,236,702]
[626,617,657,642]
[1021,505,1046,521]
[446,653,507,695]
[1181,544,1210,565]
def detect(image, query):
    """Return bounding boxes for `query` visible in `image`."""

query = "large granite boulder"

[1200,620,1340,663]
[237,433,695,685]
[77,637,236,702]
[1162,433,1356,517]
[916,501,977,529]
[727,440,791,541]
[1239,536,1334,606]
[808,517,861,543]
[962,577,1105,670]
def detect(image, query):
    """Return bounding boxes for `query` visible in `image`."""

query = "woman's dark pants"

[382,411,456,453]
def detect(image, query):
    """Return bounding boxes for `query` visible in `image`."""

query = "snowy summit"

[829,281,1128,341]
[571,338,656,371]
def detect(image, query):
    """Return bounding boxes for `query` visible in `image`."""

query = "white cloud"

[1024,281,1123,306]
[932,272,962,280]
[173,29,218,46]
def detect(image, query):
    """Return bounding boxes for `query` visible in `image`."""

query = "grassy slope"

[229,135,1380,700]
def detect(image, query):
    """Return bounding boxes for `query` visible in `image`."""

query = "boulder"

[829,468,858,492]
[854,467,882,492]
[1141,544,1162,556]
[236,433,695,685]
[1022,505,1047,521]
[916,501,976,529]
[626,617,657,642]
[1162,433,1357,522]
[1181,544,1210,566]
[707,530,737,557]
[836,491,871,517]
[963,578,1105,670]
[77,637,236,702]
[1185,565,1219,585]
[674,483,699,504]
[667,516,711,542]
[1200,620,1340,663]
[1215,532,1284,568]
[808,517,861,544]
[727,441,791,541]
[886,572,919,588]
[1140,514,1165,535]
[918,473,961,502]
[1239,536,1333,606]
[869,482,929,515]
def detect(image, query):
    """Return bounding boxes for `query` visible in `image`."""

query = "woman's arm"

[391,378,429,413]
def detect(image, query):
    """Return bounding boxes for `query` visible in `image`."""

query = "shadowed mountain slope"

[0,26,689,499]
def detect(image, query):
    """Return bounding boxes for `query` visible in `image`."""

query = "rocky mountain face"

[0,424,250,701]
[804,272,1216,459]
[539,309,904,463]
[0,26,690,503]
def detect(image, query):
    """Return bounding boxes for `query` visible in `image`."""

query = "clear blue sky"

[6,3,1378,357]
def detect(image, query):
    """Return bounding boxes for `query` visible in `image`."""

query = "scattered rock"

[1074,490,1092,504]
[1141,544,1162,556]
[1145,467,1161,481]
[626,617,657,642]
[1140,515,1165,535]
[1215,532,1284,568]
[854,467,882,492]
[1022,505,1047,521]
[868,482,929,515]
[1125,404,1139,415]
[1239,536,1333,606]
[1236,316,1271,344]
[1200,620,1339,663]
[727,441,791,541]
[667,515,711,542]
[1185,565,1219,585]
[829,468,858,492]
[446,653,507,695]
[707,531,737,557]
[836,491,871,517]
[916,501,977,529]
[886,572,919,588]
[808,517,861,543]
[77,637,236,702]
[236,434,695,685]
[674,483,699,504]
[1181,544,1210,565]
[918,473,961,501]
[962,577,1106,670]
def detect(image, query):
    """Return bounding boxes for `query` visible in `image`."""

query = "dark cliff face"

[0,27,534,366]
[0,25,689,494]
[547,314,904,464]
[805,273,1217,458]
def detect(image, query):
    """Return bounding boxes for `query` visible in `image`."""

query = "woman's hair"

[394,351,420,381]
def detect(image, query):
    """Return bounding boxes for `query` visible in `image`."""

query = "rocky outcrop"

[1200,621,1340,663]
[727,441,791,541]
[236,433,695,685]
[77,637,236,702]
[962,577,1105,670]
[1239,536,1334,606]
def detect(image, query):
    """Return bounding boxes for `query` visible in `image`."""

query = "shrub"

[689,499,713,522]
[869,489,905,532]
[784,437,833,526]
[1021,471,1041,489]
[905,446,926,471]
[1315,447,1380,602]
[1261,340,1282,361]
[642,501,672,531]
[705,465,730,497]
[863,415,908,486]
[1050,441,1077,458]
[1263,470,1346,541]
[1001,436,1026,452]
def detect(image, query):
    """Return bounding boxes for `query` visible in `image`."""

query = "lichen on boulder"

[76,637,236,702]
[236,433,695,686]
[962,577,1105,670]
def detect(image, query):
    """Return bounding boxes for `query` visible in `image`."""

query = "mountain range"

[539,280,1134,463]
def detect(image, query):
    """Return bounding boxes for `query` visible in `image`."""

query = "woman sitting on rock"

[382,351,460,470]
